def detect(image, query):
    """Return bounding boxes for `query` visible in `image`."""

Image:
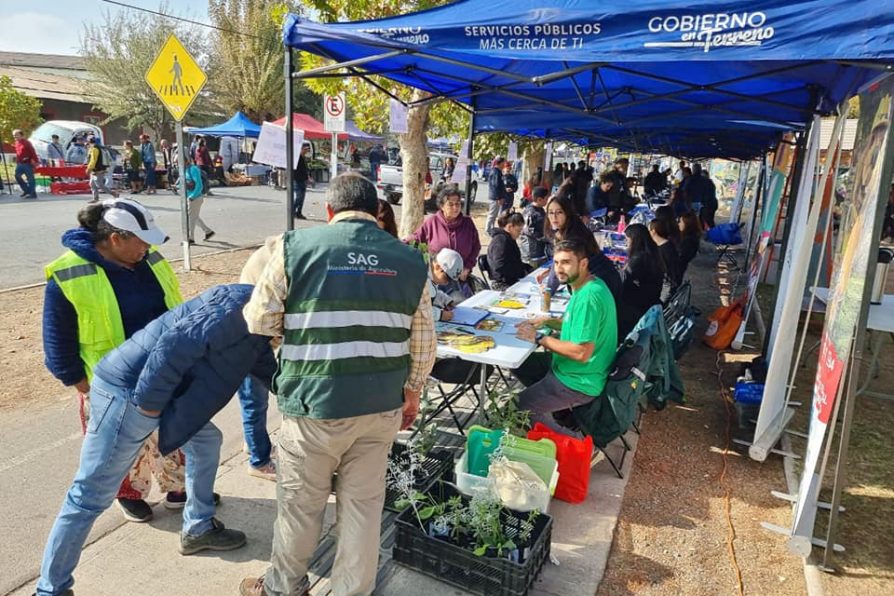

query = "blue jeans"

[36,377,222,596]
[144,162,157,187]
[15,163,36,195]
[293,182,307,216]
[238,375,272,468]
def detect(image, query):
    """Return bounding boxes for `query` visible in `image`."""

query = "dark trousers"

[293,182,307,217]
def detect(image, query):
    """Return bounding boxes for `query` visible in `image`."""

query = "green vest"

[45,248,183,381]
[277,218,428,419]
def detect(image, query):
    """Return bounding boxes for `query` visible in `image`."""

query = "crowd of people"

[29,145,715,594]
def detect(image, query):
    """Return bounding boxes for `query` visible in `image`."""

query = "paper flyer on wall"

[389,99,408,134]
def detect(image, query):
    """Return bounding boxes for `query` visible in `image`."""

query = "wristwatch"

[535,330,547,346]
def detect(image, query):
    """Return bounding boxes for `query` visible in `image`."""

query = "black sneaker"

[295,213,307,220]
[116,498,153,523]
[164,491,221,510]
[179,518,246,555]
[203,231,215,241]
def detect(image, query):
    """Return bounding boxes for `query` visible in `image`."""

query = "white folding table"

[435,281,568,421]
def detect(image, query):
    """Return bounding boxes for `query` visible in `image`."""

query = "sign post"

[324,93,346,182]
[145,34,207,271]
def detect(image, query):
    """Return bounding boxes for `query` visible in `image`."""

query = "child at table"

[429,248,469,321]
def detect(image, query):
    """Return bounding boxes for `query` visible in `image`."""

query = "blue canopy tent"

[186,111,262,138]
[345,119,383,142]
[281,0,894,160]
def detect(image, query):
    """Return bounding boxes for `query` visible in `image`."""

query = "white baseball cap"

[101,198,169,245]
[435,248,463,281]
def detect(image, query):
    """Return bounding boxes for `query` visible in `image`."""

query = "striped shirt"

[243,213,436,393]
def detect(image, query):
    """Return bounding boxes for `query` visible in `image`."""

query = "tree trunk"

[398,89,432,238]
[522,141,546,189]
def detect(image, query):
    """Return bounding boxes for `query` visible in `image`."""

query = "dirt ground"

[596,251,808,596]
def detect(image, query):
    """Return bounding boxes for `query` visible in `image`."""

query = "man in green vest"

[239,173,437,596]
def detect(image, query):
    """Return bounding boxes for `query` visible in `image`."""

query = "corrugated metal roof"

[0,65,92,104]
[818,118,858,151]
[0,51,85,71]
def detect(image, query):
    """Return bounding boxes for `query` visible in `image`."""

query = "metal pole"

[284,46,295,232]
[175,121,191,271]
[330,131,338,182]
[464,94,477,216]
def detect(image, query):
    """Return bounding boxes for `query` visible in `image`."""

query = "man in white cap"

[430,247,468,311]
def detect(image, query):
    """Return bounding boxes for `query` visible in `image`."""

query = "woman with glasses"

[407,184,481,283]
[42,199,188,524]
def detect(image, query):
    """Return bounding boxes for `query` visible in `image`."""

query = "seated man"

[429,247,470,309]
[514,240,618,437]
[35,284,276,596]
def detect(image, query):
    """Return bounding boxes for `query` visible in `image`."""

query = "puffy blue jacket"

[93,284,276,454]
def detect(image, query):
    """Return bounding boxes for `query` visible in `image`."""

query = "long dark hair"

[545,195,598,254]
[625,223,665,274]
[376,198,398,237]
[679,211,702,240]
[654,205,681,245]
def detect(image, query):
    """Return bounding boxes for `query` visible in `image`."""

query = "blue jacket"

[93,284,276,454]
[43,228,169,386]
[488,168,506,202]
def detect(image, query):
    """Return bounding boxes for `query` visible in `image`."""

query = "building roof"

[0,65,92,104]
[0,51,85,72]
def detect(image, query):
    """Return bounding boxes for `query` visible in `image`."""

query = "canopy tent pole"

[285,45,295,232]
[292,50,406,79]
[464,94,477,216]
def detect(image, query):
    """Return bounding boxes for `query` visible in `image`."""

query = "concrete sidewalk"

[8,409,638,596]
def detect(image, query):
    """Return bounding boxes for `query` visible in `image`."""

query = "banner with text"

[789,74,894,555]
[252,122,305,169]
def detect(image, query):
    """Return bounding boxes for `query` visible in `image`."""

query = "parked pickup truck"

[377,151,479,207]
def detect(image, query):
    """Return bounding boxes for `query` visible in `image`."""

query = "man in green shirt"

[515,239,618,437]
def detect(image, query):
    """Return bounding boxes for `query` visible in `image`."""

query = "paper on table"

[448,306,489,327]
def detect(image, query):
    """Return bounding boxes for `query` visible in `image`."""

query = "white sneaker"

[247,461,276,482]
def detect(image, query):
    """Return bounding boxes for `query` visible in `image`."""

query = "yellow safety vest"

[45,248,183,381]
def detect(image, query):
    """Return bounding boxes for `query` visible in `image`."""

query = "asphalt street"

[0,183,331,290]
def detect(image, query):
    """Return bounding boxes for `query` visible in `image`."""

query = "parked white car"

[29,121,104,163]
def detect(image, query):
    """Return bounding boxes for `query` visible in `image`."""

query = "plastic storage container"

[393,482,553,596]
[454,452,559,513]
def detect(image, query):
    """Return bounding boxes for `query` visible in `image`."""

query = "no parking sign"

[324,93,346,132]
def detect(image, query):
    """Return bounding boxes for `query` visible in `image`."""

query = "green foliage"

[207,0,304,121]
[0,75,42,144]
[80,2,215,137]
[484,391,531,437]
[294,0,467,139]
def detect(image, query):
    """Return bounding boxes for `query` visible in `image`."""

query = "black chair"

[476,254,492,288]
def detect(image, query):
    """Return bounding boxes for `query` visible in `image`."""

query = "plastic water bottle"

[617,214,627,234]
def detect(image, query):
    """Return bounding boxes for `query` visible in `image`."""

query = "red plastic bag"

[527,422,593,504]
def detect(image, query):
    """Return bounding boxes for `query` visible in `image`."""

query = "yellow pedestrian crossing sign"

[145,34,207,121]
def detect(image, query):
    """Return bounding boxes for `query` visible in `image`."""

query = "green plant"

[467,493,516,557]
[485,391,531,437]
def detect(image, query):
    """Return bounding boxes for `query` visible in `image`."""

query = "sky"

[0,0,210,56]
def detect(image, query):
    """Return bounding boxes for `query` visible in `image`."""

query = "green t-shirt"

[551,277,618,396]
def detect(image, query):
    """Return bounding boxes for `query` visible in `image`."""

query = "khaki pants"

[265,409,402,596]
[187,197,212,241]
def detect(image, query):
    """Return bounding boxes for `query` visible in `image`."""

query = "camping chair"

[476,254,492,289]
[550,335,649,479]
[663,282,699,360]
[705,222,745,270]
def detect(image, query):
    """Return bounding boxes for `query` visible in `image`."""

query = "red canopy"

[271,113,347,140]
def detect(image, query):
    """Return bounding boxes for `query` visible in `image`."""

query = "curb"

[0,243,262,295]
[781,433,826,596]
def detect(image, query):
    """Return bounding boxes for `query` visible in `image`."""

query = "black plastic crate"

[392,482,552,596]
[384,443,454,512]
